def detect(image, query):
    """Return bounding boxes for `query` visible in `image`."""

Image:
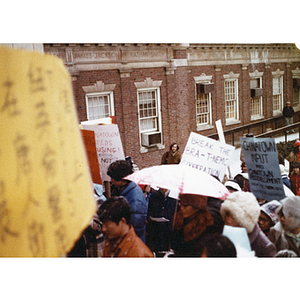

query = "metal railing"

[208,113,300,146]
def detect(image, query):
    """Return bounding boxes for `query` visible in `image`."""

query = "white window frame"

[194,75,213,131]
[85,91,115,122]
[250,76,263,120]
[272,69,284,116]
[134,78,163,152]
[223,72,240,125]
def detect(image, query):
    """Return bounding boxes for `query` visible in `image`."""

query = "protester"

[205,196,225,235]
[161,142,181,165]
[279,164,291,190]
[107,160,148,242]
[268,196,300,256]
[225,179,241,193]
[282,101,295,130]
[286,140,300,173]
[289,162,300,196]
[170,193,214,257]
[220,191,277,257]
[274,249,297,257]
[97,196,154,257]
[139,184,152,208]
[258,200,282,238]
[192,233,237,257]
[146,188,177,256]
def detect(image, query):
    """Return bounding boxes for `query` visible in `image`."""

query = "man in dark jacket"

[146,188,177,256]
[107,160,148,243]
[283,101,295,131]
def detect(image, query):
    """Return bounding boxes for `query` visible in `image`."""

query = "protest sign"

[180,132,235,181]
[240,137,285,201]
[81,124,125,182]
[0,46,96,257]
[81,129,102,184]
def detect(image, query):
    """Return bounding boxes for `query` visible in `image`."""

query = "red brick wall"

[70,60,299,170]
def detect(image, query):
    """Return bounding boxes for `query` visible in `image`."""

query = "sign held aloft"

[240,137,285,201]
[180,132,235,181]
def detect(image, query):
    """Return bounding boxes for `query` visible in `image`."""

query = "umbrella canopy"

[124,164,229,200]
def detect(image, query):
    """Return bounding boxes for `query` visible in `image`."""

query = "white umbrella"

[124,164,229,200]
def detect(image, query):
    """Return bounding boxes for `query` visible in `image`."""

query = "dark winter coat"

[171,208,214,256]
[161,150,181,165]
[283,106,294,118]
[205,197,224,234]
[121,181,148,243]
[146,190,177,252]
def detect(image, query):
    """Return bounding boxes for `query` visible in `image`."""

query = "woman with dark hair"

[161,142,181,165]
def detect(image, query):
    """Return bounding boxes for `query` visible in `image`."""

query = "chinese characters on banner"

[0,46,96,257]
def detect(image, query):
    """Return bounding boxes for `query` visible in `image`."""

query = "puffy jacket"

[121,181,148,243]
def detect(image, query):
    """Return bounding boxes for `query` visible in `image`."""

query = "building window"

[138,89,159,132]
[224,79,239,122]
[250,77,263,119]
[85,92,114,121]
[196,82,212,126]
[293,77,300,109]
[135,78,163,151]
[272,76,283,113]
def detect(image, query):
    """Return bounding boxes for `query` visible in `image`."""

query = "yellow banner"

[0,46,96,257]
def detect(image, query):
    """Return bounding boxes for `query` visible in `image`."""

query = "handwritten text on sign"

[0,46,96,257]
[81,124,125,182]
[180,132,235,180]
[240,137,285,201]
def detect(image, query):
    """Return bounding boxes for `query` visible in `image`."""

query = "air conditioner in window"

[251,88,263,98]
[197,83,214,94]
[141,132,162,147]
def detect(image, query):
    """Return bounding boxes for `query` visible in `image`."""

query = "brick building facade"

[44,43,300,169]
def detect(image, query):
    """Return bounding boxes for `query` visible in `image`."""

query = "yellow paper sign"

[0,46,96,257]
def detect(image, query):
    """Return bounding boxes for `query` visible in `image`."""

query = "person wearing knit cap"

[258,200,282,238]
[170,193,214,257]
[269,196,300,256]
[220,191,277,257]
[289,162,300,196]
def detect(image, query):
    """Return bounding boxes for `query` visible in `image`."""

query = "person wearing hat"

[170,193,214,257]
[269,196,300,256]
[289,162,300,196]
[225,179,242,193]
[220,191,277,257]
[258,200,282,238]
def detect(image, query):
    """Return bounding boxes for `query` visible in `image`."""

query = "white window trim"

[223,72,240,125]
[85,91,115,122]
[135,78,164,152]
[194,75,213,131]
[272,69,284,116]
[249,72,263,121]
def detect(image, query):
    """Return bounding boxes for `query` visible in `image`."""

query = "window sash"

[273,76,283,112]
[138,89,159,132]
[250,77,263,117]
[225,80,237,120]
[196,92,210,125]
[86,93,112,121]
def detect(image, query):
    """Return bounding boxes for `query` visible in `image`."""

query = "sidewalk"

[227,131,299,179]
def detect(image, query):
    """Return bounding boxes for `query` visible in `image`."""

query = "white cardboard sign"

[180,132,235,181]
[82,124,125,181]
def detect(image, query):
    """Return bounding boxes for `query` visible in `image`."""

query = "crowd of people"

[67,141,300,258]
